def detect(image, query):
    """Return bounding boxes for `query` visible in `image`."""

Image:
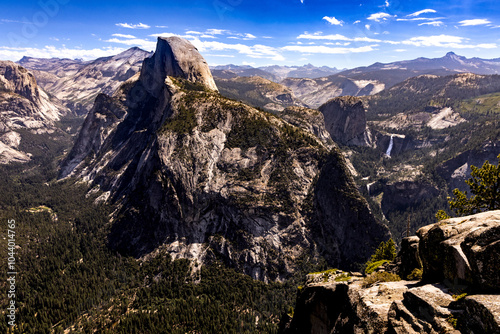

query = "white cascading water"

[385,135,394,157]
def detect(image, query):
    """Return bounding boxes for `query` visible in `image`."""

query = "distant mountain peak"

[444,51,466,61]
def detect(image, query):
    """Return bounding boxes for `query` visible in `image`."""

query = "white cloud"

[397,17,445,22]
[190,38,285,61]
[401,34,497,49]
[384,0,390,7]
[408,9,436,17]
[354,20,361,24]
[156,25,168,29]
[112,34,137,39]
[394,49,407,52]
[365,24,371,30]
[0,45,126,61]
[418,21,444,27]
[459,19,491,26]
[367,12,394,22]
[282,44,376,54]
[323,16,344,26]
[105,37,156,50]
[297,32,382,43]
[115,22,151,29]
[205,29,228,35]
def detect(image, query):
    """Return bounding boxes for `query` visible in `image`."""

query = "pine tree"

[448,154,500,216]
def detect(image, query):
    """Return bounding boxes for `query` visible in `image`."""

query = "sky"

[1,0,500,69]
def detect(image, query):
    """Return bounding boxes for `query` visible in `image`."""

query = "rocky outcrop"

[0,61,69,163]
[278,106,333,145]
[282,210,500,333]
[417,210,500,292]
[60,37,389,281]
[318,96,372,146]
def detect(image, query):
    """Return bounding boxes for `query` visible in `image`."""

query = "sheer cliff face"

[319,96,372,147]
[60,37,389,281]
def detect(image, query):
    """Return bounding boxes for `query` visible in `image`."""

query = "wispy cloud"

[282,44,376,54]
[397,17,444,22]
[401,34,496,49]
[112,34,137,39]
[0,45,126,61]
[105,37,156,50]
[115,22,151,29]
[367,12,394,22]
[189,38,285,61]
[418,21,444,27]
[1,18,32,24]
[323,16,343,26]
[297,32,381,43]
[459,19,491,26]
[408,9,436,17]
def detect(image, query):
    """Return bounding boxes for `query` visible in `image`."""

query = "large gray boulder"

[417,210,500,292]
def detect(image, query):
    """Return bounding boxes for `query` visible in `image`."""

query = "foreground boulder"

[282,210,500,333]
[418,210,500,292]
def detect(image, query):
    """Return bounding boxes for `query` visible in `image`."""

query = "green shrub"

[362,272,401,288]
[365,259,390,275]
[364,239,396,274]
[407,268,423,280]
[334,273,352,282]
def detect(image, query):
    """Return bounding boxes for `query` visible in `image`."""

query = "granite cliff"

[60,36,389,281]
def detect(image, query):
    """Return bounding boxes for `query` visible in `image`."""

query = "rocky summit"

[59,36,389,281]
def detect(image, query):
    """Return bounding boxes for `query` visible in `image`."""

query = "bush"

[365,259,390,275]
[447,154,500,216]
[362,272,401,288]
[364,239,396,274]
[407,268,423,280]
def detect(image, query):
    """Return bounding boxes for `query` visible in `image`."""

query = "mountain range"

[1,36,500,333]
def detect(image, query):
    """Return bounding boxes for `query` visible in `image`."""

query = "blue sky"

[1,0,500,68]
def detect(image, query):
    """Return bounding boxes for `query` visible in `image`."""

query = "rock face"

[281,77,385,109]
[437,142,500,193]
[20,47,152,115]
[0,61,69,163]
[418,210,500,292]
[282,279,460,334]
[318,96,372,146]
[140,37,217,95]
[60,37,389,281]
[282,210,500,333]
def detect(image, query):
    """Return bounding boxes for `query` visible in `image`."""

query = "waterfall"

[385,135,394,157]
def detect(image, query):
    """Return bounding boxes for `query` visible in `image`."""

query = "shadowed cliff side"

[59,37,389,281]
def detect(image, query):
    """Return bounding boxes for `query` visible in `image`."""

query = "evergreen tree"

[448,154,500,216]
